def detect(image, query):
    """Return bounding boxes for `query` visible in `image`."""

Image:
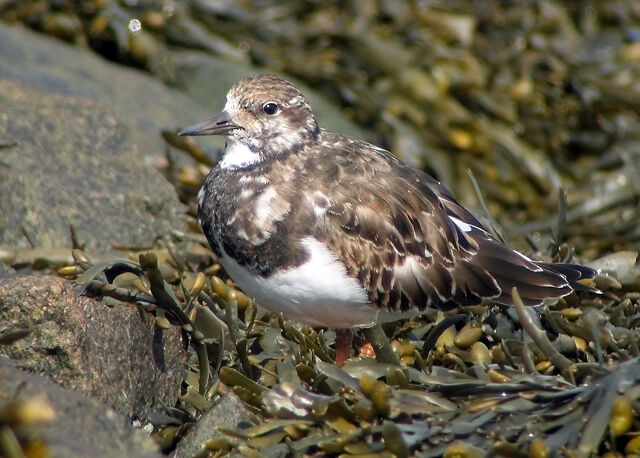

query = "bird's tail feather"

[490,261,597,306]
[467,233,597,307]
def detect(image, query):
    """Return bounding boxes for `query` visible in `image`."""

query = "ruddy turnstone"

[179,74,595,362]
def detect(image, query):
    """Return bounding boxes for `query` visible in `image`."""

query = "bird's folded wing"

[307,138,504,311]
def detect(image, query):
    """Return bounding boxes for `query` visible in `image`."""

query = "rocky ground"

[0,1,639,457]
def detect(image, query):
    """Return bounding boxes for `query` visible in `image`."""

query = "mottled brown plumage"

[180,74,595,329]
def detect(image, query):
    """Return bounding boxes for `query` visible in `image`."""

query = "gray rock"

[0,24,212,252]
[0,357,163,458]
[173,391,260,458]
[0,275,186,420]
[0,262,15,279]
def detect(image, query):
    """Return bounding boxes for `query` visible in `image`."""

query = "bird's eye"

[262,102,278,115]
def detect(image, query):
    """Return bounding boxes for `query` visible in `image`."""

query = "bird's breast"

[217,236,375,328]
[199,169,304,275]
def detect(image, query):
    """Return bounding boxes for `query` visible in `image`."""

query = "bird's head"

[179,74,321,165]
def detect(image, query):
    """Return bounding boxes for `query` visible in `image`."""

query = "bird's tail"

[489,259,597,306]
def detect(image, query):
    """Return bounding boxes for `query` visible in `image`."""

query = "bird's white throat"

[219,139,262,170]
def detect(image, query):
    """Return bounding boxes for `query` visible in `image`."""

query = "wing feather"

[304,132,594,312]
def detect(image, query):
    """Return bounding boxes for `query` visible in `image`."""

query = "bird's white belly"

[218,237,377,328]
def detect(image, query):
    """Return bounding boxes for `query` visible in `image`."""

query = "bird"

[179,74,595,364]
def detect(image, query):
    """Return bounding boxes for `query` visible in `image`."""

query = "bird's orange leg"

[335,329,353,366]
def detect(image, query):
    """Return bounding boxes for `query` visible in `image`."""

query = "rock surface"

[0,357,163,458]
[172,390,260,458]
[0,23,205,252]
[0,262,15,279]
[0,275,185,420]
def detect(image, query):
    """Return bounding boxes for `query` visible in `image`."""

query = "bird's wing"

[306,134,580,311]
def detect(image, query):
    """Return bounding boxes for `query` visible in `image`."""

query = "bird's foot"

[335,328,353,366]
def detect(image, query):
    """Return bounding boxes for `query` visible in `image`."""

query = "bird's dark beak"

[178,111,240,136]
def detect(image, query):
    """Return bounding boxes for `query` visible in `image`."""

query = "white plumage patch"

[237,187,291,245]
[514,249,543,271]
[254,187,285,221]
[313,205,327,219]
[270,125,312,154]
[309,191,330,219]
[239,188,254,199]
[219,139,261,170]
[197,187,205,207]
[218,237,376,328]
[449,216,473,233]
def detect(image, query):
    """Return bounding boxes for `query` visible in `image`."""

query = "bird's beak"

[178,111,241,136]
